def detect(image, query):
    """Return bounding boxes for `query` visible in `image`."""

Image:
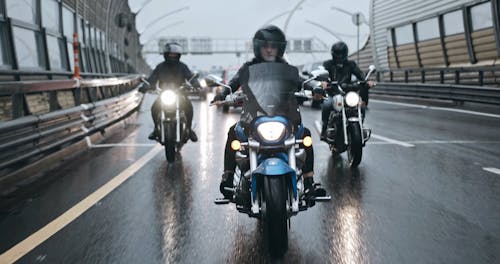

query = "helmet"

[252,25,287,60]
[331,41,348,63]
[163,42,183,61]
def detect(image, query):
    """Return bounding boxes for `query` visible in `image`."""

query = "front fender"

[253,158,294,176]
[252,157,297,200]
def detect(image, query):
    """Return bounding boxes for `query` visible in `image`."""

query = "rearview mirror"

[365,65,376,81]
[203,74,229,88]
[311,68,329,82]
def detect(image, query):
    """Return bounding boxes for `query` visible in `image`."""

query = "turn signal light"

[231,140,241,151]
[303,136,313,147]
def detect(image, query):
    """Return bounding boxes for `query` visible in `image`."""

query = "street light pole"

[138,6,189,35]
[140,20,185,45]
[305,20,344,42]
[283,0,306,34]
[331,6,367,65]
[262,7,303,27]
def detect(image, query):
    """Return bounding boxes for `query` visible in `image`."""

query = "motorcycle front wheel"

[347,123,363,168]
[262,176,288,257]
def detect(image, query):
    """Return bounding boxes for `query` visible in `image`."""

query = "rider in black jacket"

[211,25,325,203]
[320,41,372,140]
[142,43,199,142]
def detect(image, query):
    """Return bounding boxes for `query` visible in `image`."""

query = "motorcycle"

[142,77,198,163]
[304,65,376,167]
[206,63,331,257]
[296,70,325,109]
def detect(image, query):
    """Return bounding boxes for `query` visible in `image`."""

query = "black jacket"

[323,59,368,102]
[323,59,364,84]
[146,60,199,90]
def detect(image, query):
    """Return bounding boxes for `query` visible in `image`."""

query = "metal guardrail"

[371,82,500,105]
[0,75,144,174]
[377,66,500,86]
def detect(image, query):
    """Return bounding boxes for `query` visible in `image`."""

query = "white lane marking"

[370,134,415,147]
[371,99,500,119]
[90,143,156,148]
[315,119,414,147]
[0,145,163,264]
[483,167,500,175]
[314,120,322,136]
[366,140,500,145]
[409,140,500,144]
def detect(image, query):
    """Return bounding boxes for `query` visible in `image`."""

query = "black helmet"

[252,25,287,60]
[163,42,183,61]
[331,41,348,63]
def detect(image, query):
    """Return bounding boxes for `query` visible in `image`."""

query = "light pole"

[137,6,189,35]
[262,7,303,27]
[331,6,367,65]
[140,20,185,45]
[305,20,344,42]
[283,0,306,34]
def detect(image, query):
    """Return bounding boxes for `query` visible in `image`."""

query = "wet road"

[1,94,500,263]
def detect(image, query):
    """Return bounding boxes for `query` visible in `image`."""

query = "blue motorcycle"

[209,63,330,257]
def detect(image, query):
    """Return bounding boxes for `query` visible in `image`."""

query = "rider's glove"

[210,93,226,104]
[138,83,148,93]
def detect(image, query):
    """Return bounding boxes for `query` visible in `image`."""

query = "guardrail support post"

[440,70,444,84]
[12,94,25,118]
[421,70,425,83]
[455,71,460,84]
[49,92,59,111]
[479,70,484,86]
[404,71,409,83]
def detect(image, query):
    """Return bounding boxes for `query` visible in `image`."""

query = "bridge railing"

[0,75,144,176]
[372,66,500,105]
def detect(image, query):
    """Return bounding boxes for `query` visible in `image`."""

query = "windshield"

[239,62,301,126]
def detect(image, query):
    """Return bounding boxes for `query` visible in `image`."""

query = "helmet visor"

[166,43,183,54]
[254,39,286,50]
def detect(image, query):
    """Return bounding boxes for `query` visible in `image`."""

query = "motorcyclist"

[140,42,199,142]
[320,41,374,140]
[211,25,326,204]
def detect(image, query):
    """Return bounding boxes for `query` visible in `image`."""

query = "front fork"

[160,99,180,144]
[249,138,300,215]
[342,104,369,146]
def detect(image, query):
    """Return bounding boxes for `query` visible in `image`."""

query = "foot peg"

[214,198,231,204]
[363,128,371,141]
[314,195,331,202]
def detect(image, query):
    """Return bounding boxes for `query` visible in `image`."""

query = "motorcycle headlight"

[160,90,177,105]
[345,92,360,107]
[257,122,286,142]
[199,79,207,88]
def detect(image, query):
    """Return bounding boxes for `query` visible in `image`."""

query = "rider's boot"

[219,171,234,199]
[304,177,326,207]
[320,124,327,141]
[189,128,198,142]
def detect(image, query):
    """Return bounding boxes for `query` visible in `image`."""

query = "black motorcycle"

[142,77,197,163]
[305,65,376,167]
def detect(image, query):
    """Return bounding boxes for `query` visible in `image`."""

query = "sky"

[128,0,371,71]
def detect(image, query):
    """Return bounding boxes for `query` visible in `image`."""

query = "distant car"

[188,80,209,100]
[186,72,209,100]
